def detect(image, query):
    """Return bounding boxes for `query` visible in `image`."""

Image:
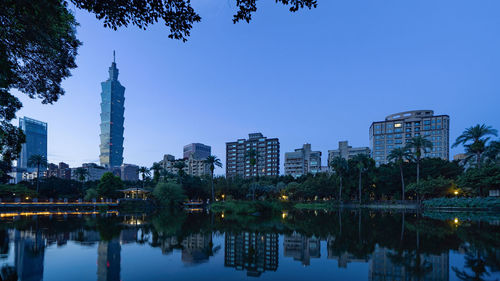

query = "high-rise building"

[183,143,211,160]
[99,52,125,168]
[328,141,370,165]
[369,110,450,166]
[226,133,280,178]
[284,144,322,177]
[17,117,47,172]
[97,239,121,281]
[71,163,108,181]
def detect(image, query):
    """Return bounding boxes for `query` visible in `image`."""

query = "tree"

[74,167,89,182]
[484,140,500,165]
[153,181,186,208]
[27,154,47,194]
[245,149,257,178]
[453,124,498,169]
[457,165,500,197]
[173,160,187,184]
[138,166,151,188]
[150,162,163,183]
[204,155,222,203]
[406,136,433,187]
[406,176,452,200]
[351,154,372,203]
[329,156,348,202]
[387,147,413,201]
[97,172,122,199]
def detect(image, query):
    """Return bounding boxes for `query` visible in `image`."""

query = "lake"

[0,209,498,281]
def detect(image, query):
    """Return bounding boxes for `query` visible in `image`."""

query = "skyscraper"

[99,51,125,167]
[369,110,450,166]
[17,117,47,172]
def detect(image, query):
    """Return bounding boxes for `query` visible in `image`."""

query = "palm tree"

[150,162,162,182]
[406,136,433,185]
[329,156,348,202]
[352,154,371,203]
[74,167,89,182]
[173,160,187,184]
[27,154,47,194]
[453,124,498,169]
[204,155,222,202]
[138,166,150,188]
[387,147,413,201]
[245,149,257,178]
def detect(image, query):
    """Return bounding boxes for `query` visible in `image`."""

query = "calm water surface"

[0,210,498,281]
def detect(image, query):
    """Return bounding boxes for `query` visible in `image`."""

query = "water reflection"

[224,232,278,277]
[0,210,497,281]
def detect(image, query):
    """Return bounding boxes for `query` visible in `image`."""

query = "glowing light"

[282,211,288,219]
[221,213,225,218]
[454,218,459,224]
[454,190,459,195]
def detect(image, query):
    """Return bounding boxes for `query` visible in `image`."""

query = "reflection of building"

[326,236,370,268]
[369,110,450,166]
[283,233,321,266]
[369,245,449,281]
[225,232,278,277]
[181,233,212,265]
[99,52,125,168]
[284,144,322,177]
[226,133,280,178]
[14,230,45,281]
[97,239,121,281]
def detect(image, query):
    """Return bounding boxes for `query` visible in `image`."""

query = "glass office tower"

[99,52,125,167]
[17,117,48,172]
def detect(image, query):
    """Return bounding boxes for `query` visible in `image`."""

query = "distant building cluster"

[7,54,456,181]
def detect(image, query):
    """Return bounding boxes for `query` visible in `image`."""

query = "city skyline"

[13,1,500,172]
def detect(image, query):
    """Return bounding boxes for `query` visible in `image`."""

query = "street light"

[454,190,459,196]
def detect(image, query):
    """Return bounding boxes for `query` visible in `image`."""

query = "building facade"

[120,164,139,181]
[284,144,322,177]
[17,117,48,172]
[99,52,125,168]
[328,141,370,165]
[226,133,280,178]
[369,110,450,166]
[183,143,211,160]
[71,163,109,181]
[159,154,210,177]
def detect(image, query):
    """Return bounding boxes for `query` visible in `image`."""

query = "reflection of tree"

[452,249,499,281]
[0,230,9,258]
[388,250,433,281]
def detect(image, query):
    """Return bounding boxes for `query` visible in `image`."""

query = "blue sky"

[16,0,500,174]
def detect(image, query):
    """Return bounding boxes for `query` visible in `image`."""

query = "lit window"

[394,123,402,128]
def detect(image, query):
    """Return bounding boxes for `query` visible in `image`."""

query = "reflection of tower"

[97,239,121,281]
[14,230,45,281]
[224,232,278,277]
[369,245,449,281]
[283,232,321,266]
[181,233,212,265]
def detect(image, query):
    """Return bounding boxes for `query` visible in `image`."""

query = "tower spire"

[113,50,116,63]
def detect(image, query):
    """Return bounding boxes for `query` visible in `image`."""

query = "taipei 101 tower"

[99,51,125,167]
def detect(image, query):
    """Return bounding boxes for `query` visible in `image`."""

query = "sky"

[15,0,500,174]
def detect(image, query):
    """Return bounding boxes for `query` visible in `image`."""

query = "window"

[386,129,393,133]
[395,128,403,133]
[424,120,431,125]
[395,134,402,138]
[394,123,402,128]
[387,134,393,139]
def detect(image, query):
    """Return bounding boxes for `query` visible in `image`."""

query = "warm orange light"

[454,190,459,195]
